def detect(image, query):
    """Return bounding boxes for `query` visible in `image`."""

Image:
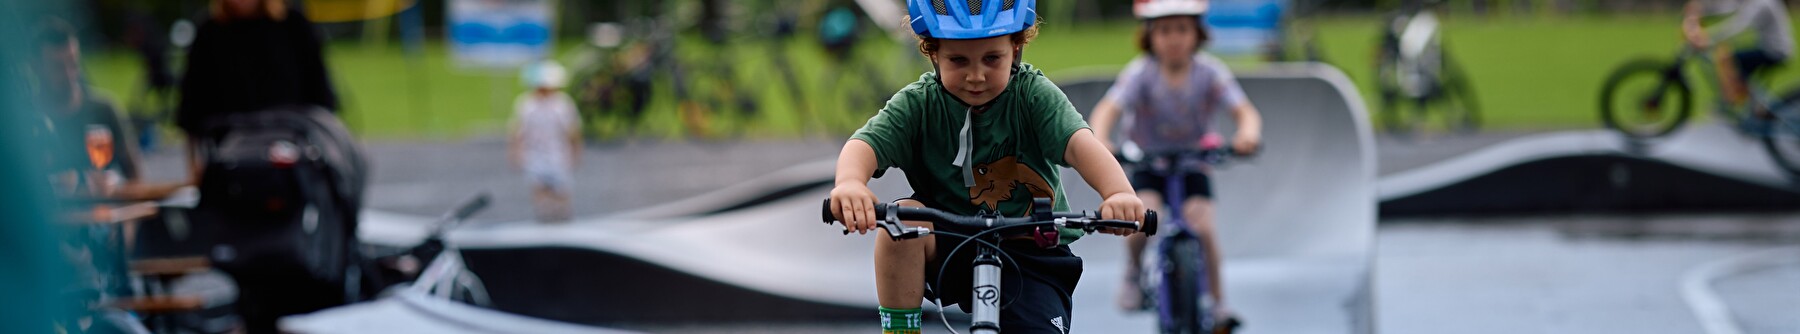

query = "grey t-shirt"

[1711,0,1794,59]
[1103,53,1248,153]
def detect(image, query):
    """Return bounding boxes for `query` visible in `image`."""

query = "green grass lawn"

[85,35,939,140]
[81,12,1800,138]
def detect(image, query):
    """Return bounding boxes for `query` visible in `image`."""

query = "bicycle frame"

[409,246,490,306]
[1128,152,1220,333]
[368,193,492,306]
[1667,45,1784,123]
[1152,165,1213,332]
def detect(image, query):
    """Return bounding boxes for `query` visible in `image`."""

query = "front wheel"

[1442,56,1482,134]
[1158,235,1208,334]
[1599,59,1693,139]
[1761,90,1800,178]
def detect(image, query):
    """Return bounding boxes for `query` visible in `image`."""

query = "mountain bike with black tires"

[821,198,1157,334]
[1599,44,1800,177]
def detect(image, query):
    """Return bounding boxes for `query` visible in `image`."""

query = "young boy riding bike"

[827,0,1147,332]
[1086,0,1264,322]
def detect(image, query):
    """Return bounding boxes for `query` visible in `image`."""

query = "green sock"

[879,307,922,334]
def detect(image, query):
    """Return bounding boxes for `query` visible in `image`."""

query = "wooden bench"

[124,256,214,315]
[113,295,206,314]
[130,256,211,277]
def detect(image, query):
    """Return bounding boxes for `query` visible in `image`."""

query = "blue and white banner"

[1204,0,1287,56]
[448,0,553,69]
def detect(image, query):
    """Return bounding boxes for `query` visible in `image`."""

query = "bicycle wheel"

[573,70,630,141]
[1761,90,1800,178]
[1375,54,1415,138]
[1158,235,1207,334]
[1600,59,1693,139]
[675,58,752,143]
[1443,57,1482,134]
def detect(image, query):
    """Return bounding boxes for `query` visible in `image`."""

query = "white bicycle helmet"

[1134,0,1208,20]
[523,60,567,89]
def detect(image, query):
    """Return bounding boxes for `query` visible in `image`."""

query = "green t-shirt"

[851,62,1092,244]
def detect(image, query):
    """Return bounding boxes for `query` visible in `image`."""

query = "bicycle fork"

[972,246,1002,334]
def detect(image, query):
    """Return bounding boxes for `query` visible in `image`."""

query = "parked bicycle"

[1375,0,1480,137]
[570,4,760,143]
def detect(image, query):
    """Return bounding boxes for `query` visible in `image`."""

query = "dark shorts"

[1734,48,1789,83]
[1131,170,1214,200]
[927,238,1081,333]
[899,198,1083,333]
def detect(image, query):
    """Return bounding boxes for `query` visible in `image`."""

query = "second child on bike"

[1086,0,1264,322]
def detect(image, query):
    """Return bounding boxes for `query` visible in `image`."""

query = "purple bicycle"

[1118,135,1249,334]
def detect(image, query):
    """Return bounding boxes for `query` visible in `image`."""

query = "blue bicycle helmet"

[907,0,1037,40]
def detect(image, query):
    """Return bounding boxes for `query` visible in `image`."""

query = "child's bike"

[820,198,1157,334]
[1116,135,1248,334]
[1598,44,1800,177]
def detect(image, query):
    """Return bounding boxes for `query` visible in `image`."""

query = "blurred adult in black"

[175,0,337,149]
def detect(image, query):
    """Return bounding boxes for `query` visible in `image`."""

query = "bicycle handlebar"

[431,192,491,236]
[1116,144,1259,170]
[820,198,1158,241]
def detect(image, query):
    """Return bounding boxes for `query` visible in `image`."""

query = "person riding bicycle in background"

[827,0,1146,332]
[1086,0,1264,320]
[1683,0,1792,114]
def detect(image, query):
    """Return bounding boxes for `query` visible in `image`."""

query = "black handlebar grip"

[871,203,891,221]
[824,198,898,224]
[1142,210,1159,236]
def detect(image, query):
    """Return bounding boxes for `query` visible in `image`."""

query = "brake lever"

[840,220,931,240]
[831,207,932,241]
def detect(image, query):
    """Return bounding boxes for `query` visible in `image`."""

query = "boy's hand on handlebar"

[830,183,880,235]
[1098,193,1146,236]
[1232,132,1261,156]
